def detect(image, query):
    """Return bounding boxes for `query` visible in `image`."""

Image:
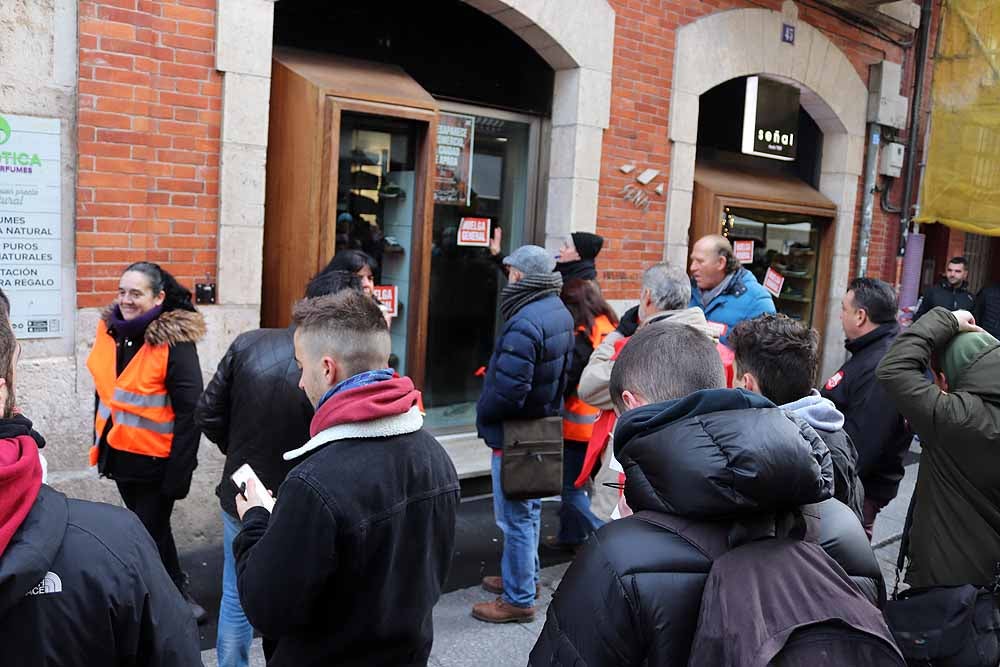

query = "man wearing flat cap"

[473,245,574,624]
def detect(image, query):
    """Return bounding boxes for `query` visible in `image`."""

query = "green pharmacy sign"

[0,117,10,145]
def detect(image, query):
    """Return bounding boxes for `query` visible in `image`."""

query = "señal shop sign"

[741,76,800,162]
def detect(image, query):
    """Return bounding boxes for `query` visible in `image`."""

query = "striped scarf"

[500,272,564,320]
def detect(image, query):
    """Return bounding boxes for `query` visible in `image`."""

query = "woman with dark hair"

[322,250,376,296]
[553,278,618,549]
[86,262,207,621]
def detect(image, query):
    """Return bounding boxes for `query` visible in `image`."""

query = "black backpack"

[634,510,904,666]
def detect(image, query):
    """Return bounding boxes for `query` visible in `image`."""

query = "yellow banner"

[916,0,1000,236]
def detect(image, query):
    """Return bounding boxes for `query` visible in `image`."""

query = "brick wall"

[597,0,933,301]
[76,0,221,308]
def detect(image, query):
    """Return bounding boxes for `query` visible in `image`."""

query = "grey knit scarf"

[500,272,564,321]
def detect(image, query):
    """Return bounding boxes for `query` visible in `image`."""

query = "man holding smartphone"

[232,289,460,666]
[195,269,360,667]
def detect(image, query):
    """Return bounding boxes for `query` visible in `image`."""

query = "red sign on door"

[763,267,785,297]
[457,217,491,247]
[373,285,398,317]
[733,240,754,264]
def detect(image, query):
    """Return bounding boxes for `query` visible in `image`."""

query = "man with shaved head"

[688,234,775,345]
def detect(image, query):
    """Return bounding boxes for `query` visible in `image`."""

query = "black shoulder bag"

[500,416,563,500]
[883,496,1000,666]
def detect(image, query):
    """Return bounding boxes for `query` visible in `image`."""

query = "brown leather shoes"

[481,576,540,599]
[471,597,536,623]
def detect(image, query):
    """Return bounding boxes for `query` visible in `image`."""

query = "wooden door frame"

[321,97,438,390]
[691,187,836,359]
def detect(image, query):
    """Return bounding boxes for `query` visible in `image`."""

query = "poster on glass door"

[0,114,63,338]
[433,113,475,206]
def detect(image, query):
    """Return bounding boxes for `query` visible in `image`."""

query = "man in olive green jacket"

[876,307,1000,588]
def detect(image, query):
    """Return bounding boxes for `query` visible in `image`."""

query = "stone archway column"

[214,0,616,306]
[461,1,615,248]
[214,0,278,335]
[666,5,869,378]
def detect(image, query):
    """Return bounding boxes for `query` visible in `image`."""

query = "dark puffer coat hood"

[531,389,881,667]
[614,388,834,518]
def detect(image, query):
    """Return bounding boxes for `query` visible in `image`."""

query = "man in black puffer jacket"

[195,269,360,667]
[530,321,883,666]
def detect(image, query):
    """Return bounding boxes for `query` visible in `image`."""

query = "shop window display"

[336,112,418,372]
[727,207,825,326]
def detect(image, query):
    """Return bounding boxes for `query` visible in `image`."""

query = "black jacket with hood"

[781,390,865,522]
[195,326,310,518]
[820,323,912,503]
[0,484,201,665]
[95,305,205,499]
[529,389,883,666]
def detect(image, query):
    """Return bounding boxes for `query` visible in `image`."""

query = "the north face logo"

[25,572,62,596]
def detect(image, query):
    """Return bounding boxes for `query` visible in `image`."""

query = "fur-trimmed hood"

[101,305,206,346]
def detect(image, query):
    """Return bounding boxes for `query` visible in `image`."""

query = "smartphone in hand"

[231,464,275,512]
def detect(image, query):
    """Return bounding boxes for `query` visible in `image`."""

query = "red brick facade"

[595,0,933,301]
[73,0,936,306]
[76,0,221,309]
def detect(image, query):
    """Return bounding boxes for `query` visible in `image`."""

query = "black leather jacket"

[530,389,884,666]
[195,327,313,518]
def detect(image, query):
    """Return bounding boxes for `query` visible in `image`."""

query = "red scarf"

[310,377,420,437]
[0,435,42,555]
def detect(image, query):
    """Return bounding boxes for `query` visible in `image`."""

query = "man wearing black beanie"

[488,229,605,284]
[556,232,604,283]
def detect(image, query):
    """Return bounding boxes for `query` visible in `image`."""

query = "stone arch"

[211,0,616,328]
[663,5,868,375]
[463,0,616,247]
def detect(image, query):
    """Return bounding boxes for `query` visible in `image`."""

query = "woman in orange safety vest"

[550,278,618,550]
[86,262,207,622]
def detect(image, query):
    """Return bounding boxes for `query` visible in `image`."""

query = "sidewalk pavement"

[200,443,920,667]
[200,564,570,667]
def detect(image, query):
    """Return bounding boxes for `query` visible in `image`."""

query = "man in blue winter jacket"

[688,234,775,344]
[473,244,574,624]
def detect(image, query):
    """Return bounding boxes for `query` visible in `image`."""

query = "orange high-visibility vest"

[86,321,175,466]
[562,314,616,442]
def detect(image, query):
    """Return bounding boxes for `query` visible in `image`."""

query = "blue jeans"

[558,442,605,544]
[217,511,253,667]
[491,452,541,608]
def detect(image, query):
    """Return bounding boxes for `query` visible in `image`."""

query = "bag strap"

[892,493,917,599]
[632,510,730,561]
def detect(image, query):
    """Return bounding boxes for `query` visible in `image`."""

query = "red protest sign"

[457,217,491,247]
[373,285,398,317]
[733,239,754,264]
[763,267,785,297]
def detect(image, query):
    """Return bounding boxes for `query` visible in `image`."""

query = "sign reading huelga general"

[0,114,63,338]
[741,76,800,162]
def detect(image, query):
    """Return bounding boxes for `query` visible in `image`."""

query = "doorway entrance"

[262,51,546,433]
[423,105,541,431]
